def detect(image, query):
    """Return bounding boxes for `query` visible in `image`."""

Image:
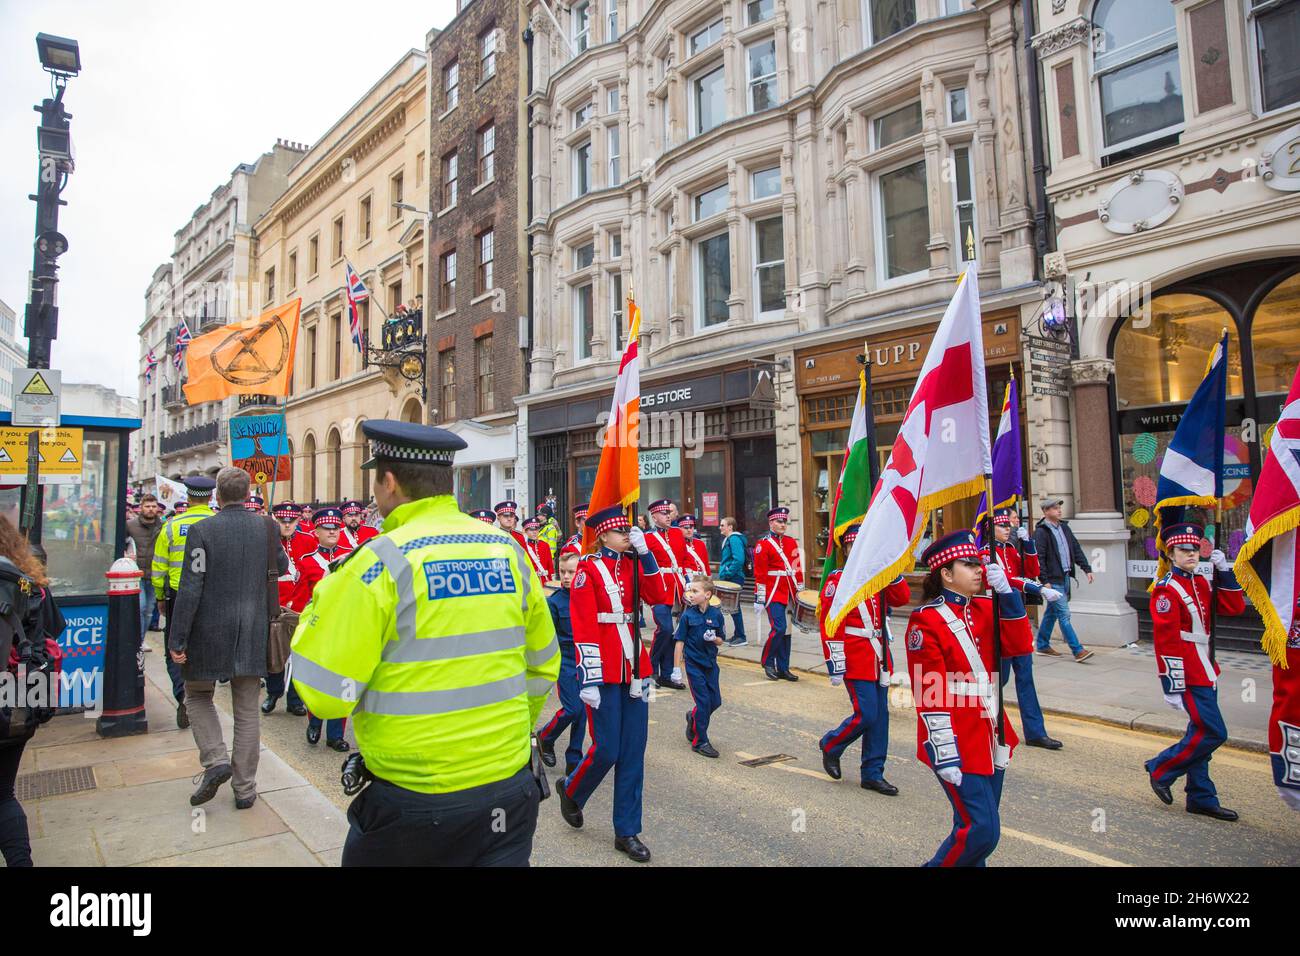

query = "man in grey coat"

[168,467,287,809]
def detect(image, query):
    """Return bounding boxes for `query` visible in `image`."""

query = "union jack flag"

[345,260,369,352]
[144,347,158,384]
[173,317,192,372]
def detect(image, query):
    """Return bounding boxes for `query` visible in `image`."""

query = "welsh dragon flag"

[820,367,875,584]
[825,266,991,635]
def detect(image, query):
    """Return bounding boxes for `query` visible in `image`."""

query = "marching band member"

[495,500,526,549]
[340,500,379,551]
[981,507,1064,750]
[521,515,555,584]
[1270,636,1300,813]
[538,551,587,777]
[560,503,589,558]
[817,523,910,794]
[753,506,803,682]
[244,494,265,514]
[644,499,690,688]
[676,514,710,577]
[1145,522,1244,821]
[905,530,1031,867]
[469,509,496,524]
[557,506,673,862]
[262,501,307,716]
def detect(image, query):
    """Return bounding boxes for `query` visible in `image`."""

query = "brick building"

[426,0,531,512]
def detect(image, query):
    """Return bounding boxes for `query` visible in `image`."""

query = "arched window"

[1114,293,1243,408]
[401,397,423,423]
[303,433,317,502]
[354,419,370,505]
[327,428,342,502]
[1092,0,1182,159]
[1251,271,1300,400]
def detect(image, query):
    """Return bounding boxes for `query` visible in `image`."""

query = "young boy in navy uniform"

[1145,522,1244,820]
[673,576,726,758]
[538,551,587,776]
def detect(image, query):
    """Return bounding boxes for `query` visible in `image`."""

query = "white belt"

[597,612,635,624]
[947,680,990,698]
[767,571,797,577]
[845,626,880,639]
[1180,630,1209,646]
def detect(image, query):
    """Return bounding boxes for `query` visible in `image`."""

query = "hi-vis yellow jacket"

[151,504,216,600]
[289,495,559,793]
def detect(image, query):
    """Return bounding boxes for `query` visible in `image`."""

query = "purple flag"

[974,372,1022,536]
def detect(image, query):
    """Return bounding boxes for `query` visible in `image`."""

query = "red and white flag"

[1234,363,1300,664]
[826,266,991,634]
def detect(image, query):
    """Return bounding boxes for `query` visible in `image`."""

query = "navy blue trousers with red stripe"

[924,768,1005,867]
[685,660,722,747]
[819,678,889,783]
[538,646,587,771]
[1145,684,1227,810]
[762,601,791,672]
[560,682,648,838]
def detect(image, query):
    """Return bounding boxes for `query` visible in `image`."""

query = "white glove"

[1277,786,1300,812]
[1163,693,1185,713]
[1016,526,1030,542]
[993,743,1011,770]
[753,601,764,615]
[1210,549,1230,572]
[579,685,602,710]
[628,526,649,556]
[1041,586,1063,603]
[670,667,682,683]
[829,674,844,687]
[985,562,1012,594]
[936,766,963,787]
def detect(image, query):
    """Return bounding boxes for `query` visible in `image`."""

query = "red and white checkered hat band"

[1165,532,1201,550]
[592,515,630,533]
[648,503,673,516]
[926,541,981,569]
[993,515,1013,526]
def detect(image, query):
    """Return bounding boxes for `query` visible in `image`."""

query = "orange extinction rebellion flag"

[183,299,301,405]
[580,296,642,554]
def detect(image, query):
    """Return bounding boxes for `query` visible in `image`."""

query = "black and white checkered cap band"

[369,438,456,465]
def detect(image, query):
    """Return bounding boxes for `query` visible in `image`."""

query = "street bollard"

[96,557,148,737]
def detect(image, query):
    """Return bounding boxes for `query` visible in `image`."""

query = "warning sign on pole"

[0,426,83,484]
[11,368,62,427]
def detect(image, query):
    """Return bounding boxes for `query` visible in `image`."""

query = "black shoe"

[726,636,748,647]
[287,702,308,717]
[693,742,719,758]
[190,764,232,806]
[665,679,686,690]
[686,711,697,744]
[326,738,350,752]
[779,671,799,682]
[655,677,669,688]
[861,778,899,796]
[1026,736,1063,750]
[235,793,257,810]
[1150,774,1173,805]
[822,749,842,780]
[260,695,279,715]
[176,701,190,729]
[306,724,321,746]
[764,666,779,681]
[1187,805,1238,822]
[540,740,557,768]
[614,835,651,862]
[558,783,583,829]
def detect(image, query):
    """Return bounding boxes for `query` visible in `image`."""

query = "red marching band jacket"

[754,533,803,606]
[644,526,690,602]
[905,590,1030,776]
[1271,639,1300,797]
[818,573,911,683]
[287,548,346,613]
[277,537,299,607]
[559,533,583,559]
[978,542,1041,657]
[1150,566,1245,691]
[570,549,673,686]
[525,538,555,584]
[684,537,710,577]
[341,524,379,552]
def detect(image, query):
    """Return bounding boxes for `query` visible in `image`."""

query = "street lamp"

[36,33,81,76]
[393,201,432,220]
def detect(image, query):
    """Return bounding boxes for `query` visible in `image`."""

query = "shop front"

[529,364,778,563]
[1108,258,1300,646]
[446,418,519,514]
[796,309,1024,585]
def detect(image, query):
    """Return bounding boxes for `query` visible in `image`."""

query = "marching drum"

[793,590,820,632]
[713,580,742,614]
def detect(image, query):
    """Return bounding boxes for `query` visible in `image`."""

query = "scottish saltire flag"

[973,370,1022,540]
[345,260,369,351]
[173,317,192,372]
[1234,362,1300,664]
[820,367,875,585]
[1152,330,1229,581]
[826,265,991,635]
[144,347,158,384]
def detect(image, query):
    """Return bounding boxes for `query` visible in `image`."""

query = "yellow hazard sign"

[0,427,84,483]
[20,372,55,396]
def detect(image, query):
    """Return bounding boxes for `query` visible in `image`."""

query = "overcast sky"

[0,0,454,399]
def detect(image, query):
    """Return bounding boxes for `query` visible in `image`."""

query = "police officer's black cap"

[360,420,467,469]
[183,476,216,497]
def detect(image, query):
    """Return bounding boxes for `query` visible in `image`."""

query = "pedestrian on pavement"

[556,505,672,862]
[125,493,163,652]
[1032,498,1094,662]
[754,506,803,681]
[290,421,560,867]
[718,517,748,645]
[1145,522,1245,821]
[0,518,64,867]
[151,476,219,729]
[168,467,287,811]
[538,551,587,777]
[905,530,1032,867]
[674,576,726,758]
[817,522,910,794]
